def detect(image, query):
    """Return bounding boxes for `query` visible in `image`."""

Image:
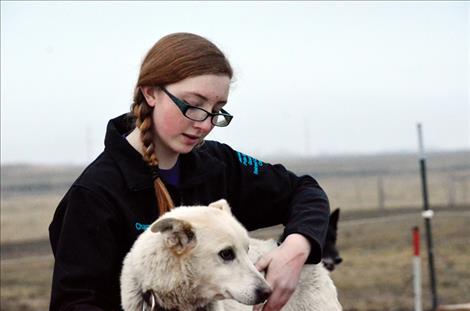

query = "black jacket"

[49,113,330,311]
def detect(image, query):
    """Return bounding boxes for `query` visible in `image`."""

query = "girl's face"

[141,74,231,157]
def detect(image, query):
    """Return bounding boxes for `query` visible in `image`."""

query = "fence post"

[413,226,422,311]
[417,123,439,310]
[377,175,385,210]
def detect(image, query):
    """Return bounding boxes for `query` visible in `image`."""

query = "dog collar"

[142,290,209,311]
[142,291,175,311]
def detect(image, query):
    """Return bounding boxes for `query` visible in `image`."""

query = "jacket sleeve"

[49,185,124,311]
[212,143,330,264]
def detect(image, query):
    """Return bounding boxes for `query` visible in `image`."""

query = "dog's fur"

[322,208,343,272]
[120,200,342,311]
[223,237,342,311]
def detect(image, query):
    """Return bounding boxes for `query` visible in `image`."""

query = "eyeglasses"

[160,86,233,127]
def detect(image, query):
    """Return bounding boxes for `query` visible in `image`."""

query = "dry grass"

[1,195,62,244]
[1,164,81,243]
[332,212,470,310]
[1,255,53,311]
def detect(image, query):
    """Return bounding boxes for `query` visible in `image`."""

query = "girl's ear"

[140,86,157,107]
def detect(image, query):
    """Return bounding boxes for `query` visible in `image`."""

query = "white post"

[413,226,423,311]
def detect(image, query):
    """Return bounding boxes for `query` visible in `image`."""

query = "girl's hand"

[253,233,311,311]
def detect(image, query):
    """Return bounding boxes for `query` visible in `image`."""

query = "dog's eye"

[218,248,235,261]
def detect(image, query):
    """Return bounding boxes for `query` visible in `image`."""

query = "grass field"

[332,211,470,310]
[1,151,469,310]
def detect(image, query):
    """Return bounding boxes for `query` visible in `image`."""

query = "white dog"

[120,200,342,311]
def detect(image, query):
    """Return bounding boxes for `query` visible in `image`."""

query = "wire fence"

[316,169,470,210]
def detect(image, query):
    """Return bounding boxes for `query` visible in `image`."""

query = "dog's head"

[322,208,343,272]
[149,199,272,306]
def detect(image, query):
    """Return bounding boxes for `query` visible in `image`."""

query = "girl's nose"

[194,117,214,133]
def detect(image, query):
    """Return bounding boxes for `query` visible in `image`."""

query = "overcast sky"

[1,1,469,165]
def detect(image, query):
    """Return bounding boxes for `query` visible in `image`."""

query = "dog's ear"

[208,199,232,214]
[329,208,340,229]
[150,218,197,255]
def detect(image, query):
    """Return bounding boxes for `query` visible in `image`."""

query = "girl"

[49,32,330,311]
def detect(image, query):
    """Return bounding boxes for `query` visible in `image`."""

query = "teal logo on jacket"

[236,151,263,175]
[135,222,150,231]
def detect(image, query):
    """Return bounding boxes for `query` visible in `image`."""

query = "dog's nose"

[322,258,335,271]
[255,286,272,303]
[323,261,335,271]
[334,256,343,265]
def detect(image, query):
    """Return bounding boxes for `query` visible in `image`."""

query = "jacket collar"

[104,113,225,191]
[104,113,154,191]
[178,142,226,188]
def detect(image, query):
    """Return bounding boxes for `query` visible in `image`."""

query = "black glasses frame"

[159,86,233,127]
